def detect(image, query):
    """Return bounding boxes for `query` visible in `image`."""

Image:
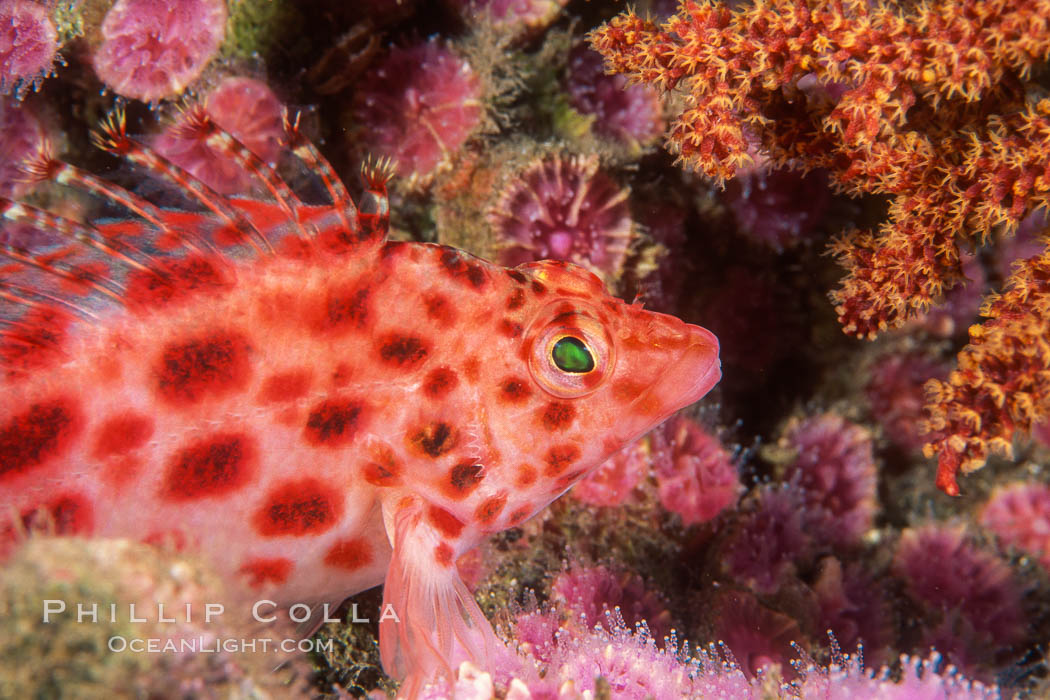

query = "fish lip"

[629,323,721,417]
[677,327,721,406]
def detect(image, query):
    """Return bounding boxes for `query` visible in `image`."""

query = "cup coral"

[892,524,1025,676]
[350,38,483,188]
[721,168,831,252]
[722,484,810,594]
[551,565,672,644]
[489,153,634,281]
[152,76,286,195]
[979,482,1050,574]
[0,96,45,198]
[564,43,663,149]
[781,413,878,546]
[572,438,647,507]
[866,352,950,453]
[92,0,227,103]
[450,0,568,37]
[650,415,741,526]
[0,0,58,97]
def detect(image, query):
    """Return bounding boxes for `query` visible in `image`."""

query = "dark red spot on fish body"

[155,331,251,407]
[612,379,646,403]
[540,402,575,431]
[516,465,537,487]
[435,542,454,567]
[22,493,93,535]
[239,558,293,588]
[475,494,507,525]
[92,412,154,459]
[304,399,364,447]
[506,270,528,284]
[498,319,524,338]
[544,444,581,476]
[531,281,547,296]
[410,422,456,458]
[314,282,371,335]
[363,459,402,486]
[126,256,229,310]
[508,506,532,526]
[254,478,342,537]
[506,288,526,310]
[0,399,82,483]
[423,293,457,326]
[381,241,409,259]
[428,504,465,538]
[162,433,255,500]
[258,370,312,403]
[324,537,373,570]
[378,333,429,369]
[423,367,459,400]
[448,463,483,496]
[440,248,488,290]
[499,377,532,403]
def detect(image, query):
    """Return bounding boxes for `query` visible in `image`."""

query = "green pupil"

[552,337,594,373]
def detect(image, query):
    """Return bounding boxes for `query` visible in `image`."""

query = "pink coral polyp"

[566,43,663,147]
[651,416,740,526]
[492,154,633,279]
[93,0,227,103]
[979,482,1050,574]
[351,39,482,185]
[572,438,647,506]
[782,413,877,546]
[0,0,58,96]
[152,77,285,195]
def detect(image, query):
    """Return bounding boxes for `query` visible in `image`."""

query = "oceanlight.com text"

[107,636,334,654]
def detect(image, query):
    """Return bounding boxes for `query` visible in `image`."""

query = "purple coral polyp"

[782,413,877,546]
[491,154,633,278]
[152,77,286,195]
[565,43,663,147]
[0,0,58,96]
[651,416,740,526]
[351,39,482,186]
[92,0,227,103]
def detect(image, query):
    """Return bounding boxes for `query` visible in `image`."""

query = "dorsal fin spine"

[0,246,125,302]
[0,198,155,274]
[286,110,357,232]
[176,106,306,234]
[1,280,101,320]
[93,107,274,255]
[32,156,212,256]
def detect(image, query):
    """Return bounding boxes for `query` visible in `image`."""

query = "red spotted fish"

[0,106,720,695]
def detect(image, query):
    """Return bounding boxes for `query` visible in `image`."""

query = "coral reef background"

[2,0,1050,697]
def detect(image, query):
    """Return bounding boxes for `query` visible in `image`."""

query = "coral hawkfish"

[0,106,720,695]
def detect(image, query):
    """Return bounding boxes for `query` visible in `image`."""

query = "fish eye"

[527,302,613,398]
[551,336,595,374]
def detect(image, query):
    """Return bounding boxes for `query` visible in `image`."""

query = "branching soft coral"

[590,0,1050,493]
[923,249,1050,494]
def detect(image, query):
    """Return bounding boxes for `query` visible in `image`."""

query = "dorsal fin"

[92,107,276,256]
[0,100,391,376]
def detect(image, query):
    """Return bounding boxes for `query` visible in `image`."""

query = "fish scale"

[0,105,721,697]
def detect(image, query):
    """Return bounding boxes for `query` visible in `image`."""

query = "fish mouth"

[670,324,721,408]
[630,322,721,423]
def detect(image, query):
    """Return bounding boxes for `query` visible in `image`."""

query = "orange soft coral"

[590,0,1050,493]
[922,249,1050,495]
